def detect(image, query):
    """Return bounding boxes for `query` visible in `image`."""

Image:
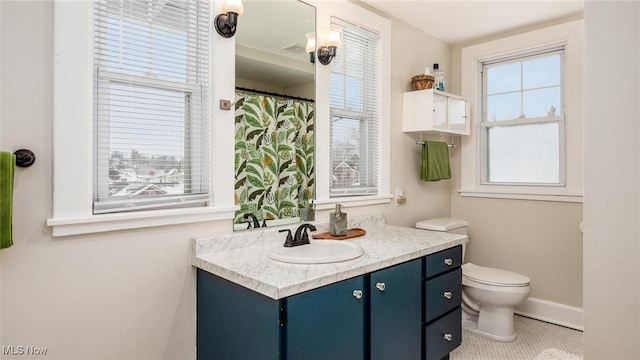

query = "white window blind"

[481,47,565,186]
[93,0,210,214]
[329,17,380,197]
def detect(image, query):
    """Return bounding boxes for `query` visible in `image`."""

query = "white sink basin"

[267,240,364,264]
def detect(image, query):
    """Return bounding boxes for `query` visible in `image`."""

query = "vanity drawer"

[424,246,462,279]
[424,307,462,360]
[424,268,462,323]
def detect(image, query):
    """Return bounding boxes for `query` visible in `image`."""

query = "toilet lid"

[463,263,530,287]
[416,218,468,231]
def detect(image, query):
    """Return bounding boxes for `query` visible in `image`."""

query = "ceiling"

[361,0,584,45]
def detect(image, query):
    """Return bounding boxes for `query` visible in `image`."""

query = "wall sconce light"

[316,31,341,65]
[305,32,316,64]
[215,0,244,38]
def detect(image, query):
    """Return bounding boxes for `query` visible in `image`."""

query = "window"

[481,48,565,186]
[460,20,583,202]
[329,18,380,197]
[93,0,209,214]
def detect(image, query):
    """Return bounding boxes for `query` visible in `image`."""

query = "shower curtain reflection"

[234,90,315,229]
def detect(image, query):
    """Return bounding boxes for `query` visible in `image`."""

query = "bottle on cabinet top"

[432,63,445,91]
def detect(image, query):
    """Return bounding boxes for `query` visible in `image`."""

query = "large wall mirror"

[233,0,316,231]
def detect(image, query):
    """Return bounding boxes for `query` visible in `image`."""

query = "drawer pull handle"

[443,291,453,300]
[444,333,453,342]
[444,258,453,266]
[352,290,363,299]
[376,282,386,292]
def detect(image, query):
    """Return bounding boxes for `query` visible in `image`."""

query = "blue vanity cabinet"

[196,246,463,360]
[197,269,366,360]
[286,275,365,360]
[423,246,463,360]
[370,258,422,360]
[196,269,282,360]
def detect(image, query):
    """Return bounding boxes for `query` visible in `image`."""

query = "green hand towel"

[0,152,15,249]
[420,141,451,182]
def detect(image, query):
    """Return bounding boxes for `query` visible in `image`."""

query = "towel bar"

[416,141,455,148]
[13,149,35,168]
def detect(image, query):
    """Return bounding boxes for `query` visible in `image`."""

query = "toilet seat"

[463,263,530,287]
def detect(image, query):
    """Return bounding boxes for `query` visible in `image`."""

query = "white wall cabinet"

[402,89,470,135]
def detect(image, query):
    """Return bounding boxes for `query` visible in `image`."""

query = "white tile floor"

[450,315,583,360]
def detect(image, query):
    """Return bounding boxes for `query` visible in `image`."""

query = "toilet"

[416,218,531,342]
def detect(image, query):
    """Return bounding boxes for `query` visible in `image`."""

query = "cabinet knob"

[443,291,453,300]
[444,258,453,266]
[352,290,363,299]
[444,333,453,342]
[375,282,386,292]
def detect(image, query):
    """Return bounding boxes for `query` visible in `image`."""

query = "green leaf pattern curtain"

[234,92,315,225]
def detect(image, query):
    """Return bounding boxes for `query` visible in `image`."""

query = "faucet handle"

[299,224,315,245]
[279,229,294,247]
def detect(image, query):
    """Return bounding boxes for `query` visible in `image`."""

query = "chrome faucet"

[279,223,316,247]
[243,213,261,229]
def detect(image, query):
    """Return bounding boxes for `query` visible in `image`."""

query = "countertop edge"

[193,237,467,300]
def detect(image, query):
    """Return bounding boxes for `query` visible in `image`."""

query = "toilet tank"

[416,218,468,260]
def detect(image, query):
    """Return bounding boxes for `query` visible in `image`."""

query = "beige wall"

[583,1,640,358]
[450,196,583,307]
[0,1,452,358]
[380,15,453,228]
[0,3,219,358]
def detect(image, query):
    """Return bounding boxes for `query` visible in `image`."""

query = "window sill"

[458,189,583,203]
[46,205,239,237]
[313,195,393,210]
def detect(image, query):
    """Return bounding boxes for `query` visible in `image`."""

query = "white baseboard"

[515,297,584,331]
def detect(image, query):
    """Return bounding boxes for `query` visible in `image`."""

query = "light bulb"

[305,32,316,53]
[326,31,342,48]
[223,0,244,15]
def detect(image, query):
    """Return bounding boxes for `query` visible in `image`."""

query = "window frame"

[48,0,238,236]
[459,20,584,203]
[328,19,380,198]
[329,110,378,197]
[311,0,392,210]
[479,47,567,188]
[92,0,210,214]
[93,71,208,213]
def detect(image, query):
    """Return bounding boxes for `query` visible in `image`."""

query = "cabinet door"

[432,93,448,132]
[197,270,281,360]
[286,276,365,360]
[448,97,468,134]
[370,258,422,360]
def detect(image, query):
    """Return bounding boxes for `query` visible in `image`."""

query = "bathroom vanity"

[192,215,466,360]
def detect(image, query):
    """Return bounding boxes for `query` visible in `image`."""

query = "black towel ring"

[13,149,35,168]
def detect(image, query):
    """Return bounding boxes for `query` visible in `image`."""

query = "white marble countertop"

[192,215,468,300]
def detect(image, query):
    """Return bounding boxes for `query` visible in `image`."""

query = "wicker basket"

[411,74,434,91]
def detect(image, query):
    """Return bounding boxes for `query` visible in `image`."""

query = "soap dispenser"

[330,204,348,236]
